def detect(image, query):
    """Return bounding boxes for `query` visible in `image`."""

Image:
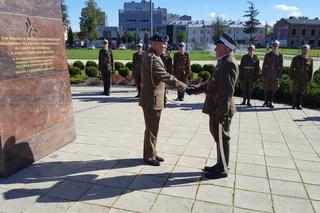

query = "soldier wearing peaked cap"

[160,50,173,74]
[173,42,191,101]
[239,44,261,106]
[186,33,239,179]
[99,39,114,96]
[289,44,313,110]
[139,34,192,166]
[132,43,145,97]
[261,40,283,108]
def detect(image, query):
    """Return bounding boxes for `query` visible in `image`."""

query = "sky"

[65,0,320,32]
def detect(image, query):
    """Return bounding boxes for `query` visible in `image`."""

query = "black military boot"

[241,93,246,105]
[297,94,303,110]
[247,99,252,107]
[268,92,275,108]
[203,144,222,172]
[204,142,229,179]
[262,91,268,107]
[292,94,297,109]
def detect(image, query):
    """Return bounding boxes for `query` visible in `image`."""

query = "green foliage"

[313,70,320,85]
[144,31,149,46]
[116,30,121,46]
[122,30,133,44]
[79,0,103,40]
[189,72,198,81]
[69,66,82,76]
[198,71,211,81]
[118,67,130,78]
[115,61,125,70]
[85,66,99,77]
[212,14,226,39]
[177,31,186,42]
[202,64,215,74]
[61,0,70,24]
[67,27,74,47]
[283,66,290,75]
[70,73,89,84]
[125,62,133,70]
[73,61,85,70]
[191,64,203,73]
[85,61,98,68]
[243,1,260,42]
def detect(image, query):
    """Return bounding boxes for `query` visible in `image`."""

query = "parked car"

[118,44,126,50]
[87,45,95,50]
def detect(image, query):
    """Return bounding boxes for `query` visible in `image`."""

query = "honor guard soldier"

[262,40,283,108]
[139,34,192,166]
[289,44,313,110]
[239,45,260,106]
[173,42,191,101]
[98,40,114,96]
[160,50,173,74]
[132,43,145,97]
[186,33,239,179]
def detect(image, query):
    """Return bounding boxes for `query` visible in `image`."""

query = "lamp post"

[150,0,153,37]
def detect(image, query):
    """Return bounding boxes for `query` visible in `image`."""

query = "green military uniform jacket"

[139,48,187,110]
[173,52,191,83]
[132,51,145,79]
[289,55,313,83]
[239,54,260,81]
[160,51,173,74]
[194,54,238,120]
[262,51,283,89]
[98,48,114,71]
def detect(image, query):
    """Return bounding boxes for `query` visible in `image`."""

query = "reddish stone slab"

[0,0,76,177]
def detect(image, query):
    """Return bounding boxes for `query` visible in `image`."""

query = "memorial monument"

[0,0,76,177]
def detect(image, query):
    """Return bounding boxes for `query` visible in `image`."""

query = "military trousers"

[101,70,111,94]
[292,81,308,106]
[134,76,141,96]
[209,115,232,169]
[142,107,162,161]
[240,79,255,100]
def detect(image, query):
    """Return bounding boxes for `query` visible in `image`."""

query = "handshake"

[185,84,196,95]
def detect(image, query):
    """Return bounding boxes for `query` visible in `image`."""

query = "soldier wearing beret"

[132,43,145,97]
[186,33,239,179]
[98,40,114,96]
[173,42,191,101]
[289,44,313,110]
[262,40,283,108]
[139,34,192,166]
[239,45,260,106]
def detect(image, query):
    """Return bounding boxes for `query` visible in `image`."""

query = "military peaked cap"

[150,34,169,42]
[214,32,239,50]
[301,44,311,49]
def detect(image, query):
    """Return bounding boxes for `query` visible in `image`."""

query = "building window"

[292,29,296,35]
[290,40,294,45]
[311,29,315,35]
[309,40,315,45]
[318,40,320,46]
[302,29,306,35]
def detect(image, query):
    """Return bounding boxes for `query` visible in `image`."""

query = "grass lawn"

[255,48,320,57]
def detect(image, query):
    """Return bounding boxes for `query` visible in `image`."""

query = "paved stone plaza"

[1,86,320,213]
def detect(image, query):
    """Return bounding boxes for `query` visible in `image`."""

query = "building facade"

[274,17,320,48]
[119,0,167,38]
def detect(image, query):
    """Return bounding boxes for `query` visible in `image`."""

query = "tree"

[79,0,104,41]
[211,15,226,40]
[61,0,70,24]
[143,30,149,46]
[134,31,141,45]
[121,30,132,44]
[243,1,261,43]
[177,31,186,42]
[67,27,74,47]
[116,30,121,46]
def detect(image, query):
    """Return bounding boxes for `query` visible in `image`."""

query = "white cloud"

[274,4,301,16]
[210,12,226,19]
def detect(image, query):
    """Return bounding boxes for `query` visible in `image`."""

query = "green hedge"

[115,61,125,70]
[73,61,85,70]
[85,61,98,68]
[198,71,211,81]
[125,62,133,70]
[69,66,81,76]
[191,64,202,73]
[203,64,215,74]
[85,66,99,77]
[118,67,131,78]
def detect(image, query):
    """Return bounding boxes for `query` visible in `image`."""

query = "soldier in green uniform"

[186,33,239,179]
[289,44,313,110]
[132,43,145,97]
[173,42,191,101]
[139,34,192,166]
[160,50,173,74]
[98,40,114,96]
[262,40,283,108]
[239,45,260,106]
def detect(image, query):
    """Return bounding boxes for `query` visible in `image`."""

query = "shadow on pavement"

[1,158,203,202]
[293,116,320,122]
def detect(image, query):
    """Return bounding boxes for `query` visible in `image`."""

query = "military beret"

[214,32,239,50]
[248,44,256,50]
[272,40,280,45]
[301,44,311,49]
[150,34,169,42]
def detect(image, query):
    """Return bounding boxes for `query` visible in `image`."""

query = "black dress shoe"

[203,164,220,173]
[156,156,165,162]
[144,159,160,166]
[262,102,268,107]
[204,171,228,179]
[297,105,302,110]
[135,94,140,98]
[247,102,252,107]
[292,105,296,109]
[101,92,107,95]
[240,101,246,105]
[268,103,274,108]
